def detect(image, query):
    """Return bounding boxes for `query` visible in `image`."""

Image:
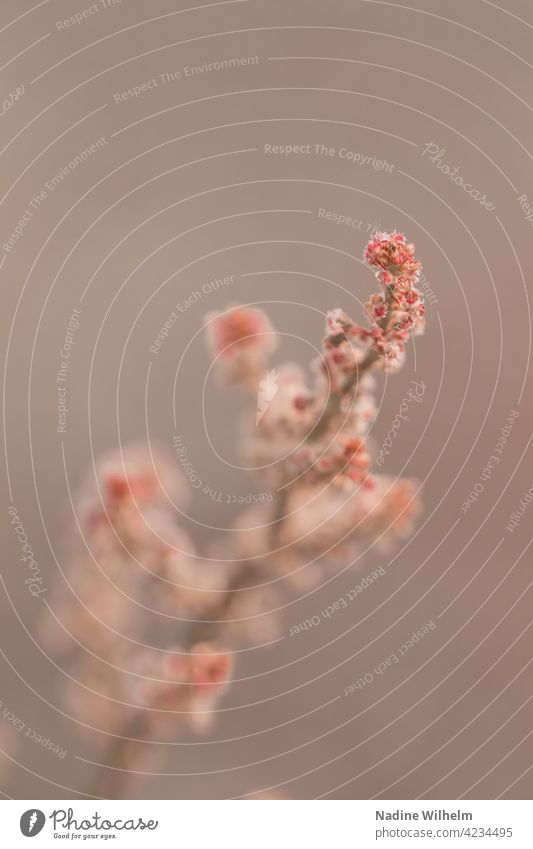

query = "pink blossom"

[325,308,354,337]
[137,643,232,728]
[364,231,421,280]
[206,305,274,355]
[189,642,232,693]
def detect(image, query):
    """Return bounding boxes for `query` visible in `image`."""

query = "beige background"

[1,0,532,799]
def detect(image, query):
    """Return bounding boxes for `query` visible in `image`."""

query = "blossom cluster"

[322,232,425,375]
[209,232,425,565]
[41,447,232,740]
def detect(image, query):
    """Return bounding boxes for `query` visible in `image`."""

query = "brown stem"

[93,496,287,798]
[183,560,258,647]
[307,286,394,443]
[93,712,151,799]
[307,354,375,443]
[92,565,257,798]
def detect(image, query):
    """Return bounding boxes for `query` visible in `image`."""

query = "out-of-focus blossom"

[254,364,313,433]
[278,475,421,559]
[41,446,230,738]
[136,643,231,731]
[205,305,277,387]
[246,365,315,486]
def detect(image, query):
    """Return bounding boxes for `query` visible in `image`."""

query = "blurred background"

[1,0,532,799]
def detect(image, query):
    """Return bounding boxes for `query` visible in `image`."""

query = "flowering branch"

[39,232,425,799]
